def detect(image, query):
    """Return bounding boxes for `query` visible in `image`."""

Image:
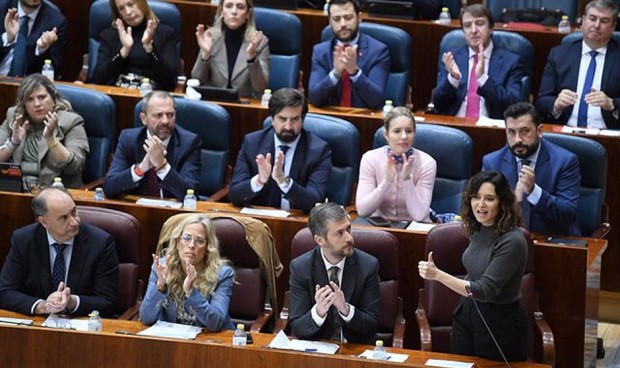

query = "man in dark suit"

[103,91,201,201]
[433,4,525,120]
[536,0,620,129]
[229,88,332,214]
[289,202,380,344]
[308,0,390,109]
[0,0,67,77]
[483,102,581,236]
[0,188,119,316]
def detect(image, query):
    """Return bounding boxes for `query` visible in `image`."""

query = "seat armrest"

[249,304,273,333]
[80,177,105,191]
[392,296,406,349]
[207,186,229,202]
[77,54,89,83]
[591,223,611,239]
[273,291,290,335]
[533,311,556,366]
[415,288,432,351]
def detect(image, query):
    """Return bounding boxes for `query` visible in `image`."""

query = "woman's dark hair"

[460,170,521,237]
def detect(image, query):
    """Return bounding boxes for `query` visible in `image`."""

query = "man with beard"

[432,4,525,120]
[288,202,380,344]
[308,0,390,109]
[536,0,620,129]
[0,187,119,316]
[0,0,67,77]
[103,91,201,201]
[229,88,332,213]
[482,102,581,236]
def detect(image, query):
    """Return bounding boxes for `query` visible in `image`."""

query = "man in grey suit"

[288,202,380,344]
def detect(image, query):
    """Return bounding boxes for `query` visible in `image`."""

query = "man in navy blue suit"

[103,91,201,201]
[229,88,332,214]
[536,0,620,129]
[432,4,525,119]
[0,188,119,316]
[0,0,67,77]
[483,102,581,236]
[308,0,390,110]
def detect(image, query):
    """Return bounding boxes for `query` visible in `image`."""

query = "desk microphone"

[464,285,512,368]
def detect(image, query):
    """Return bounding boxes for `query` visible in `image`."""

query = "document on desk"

[406,221,436,232]
[560,125,600,135]
[42,314,90,331]
[135,198,183,209]
[268,330,339,354]
[0,316,33,326]
[240,207,290,218]
[358,349,409,362]
[137,321,202,340]
[475,116,505,128]
[425,359,474,368]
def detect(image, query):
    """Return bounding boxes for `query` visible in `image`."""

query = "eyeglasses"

[179,234,207,247]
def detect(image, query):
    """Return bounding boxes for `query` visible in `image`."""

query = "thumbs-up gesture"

[418,251,439,280]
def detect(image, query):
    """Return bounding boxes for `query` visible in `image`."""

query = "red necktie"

[465,54,480,118]
[339,45,352,107]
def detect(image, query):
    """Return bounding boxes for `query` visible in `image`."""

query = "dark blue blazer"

[433,45,525,119]
[308,33,390,110]
[482,139,581,236]
[228,127,332,214]
[536,38,620,129]
[103,126,201,201]
[0,222,119,316]
[289,247,380,345]
[0,0,67,76]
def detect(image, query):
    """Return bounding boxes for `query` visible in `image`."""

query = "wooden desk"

[0,311,549,368]
[0,190,605,367]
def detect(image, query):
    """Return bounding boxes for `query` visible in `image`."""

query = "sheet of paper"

[240,207,290,218]
[599,129,620,137]
[358,349,409,362]
[0,316,33,326]
[475,116,505,128]
[42,315,90,331]
[137,320,202,340]
[560,125,600,135]
[406,221,436,232]
[425,359,475,368]
[268,330,339,354]
[136,198,183,209]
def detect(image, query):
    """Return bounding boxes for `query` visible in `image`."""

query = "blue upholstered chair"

[56,84,116,185]
[85,0,181,81]
[436,29,533,102]
[254,7,302,90]
[373,123,472,214]
[133,98,231,200]
[543,134,610,238]
[263,113,360,206]
[561,31,620,44]
[320,22,412,106]
[486,0,577,22]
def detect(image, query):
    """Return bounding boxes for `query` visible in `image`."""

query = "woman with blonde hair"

[140,215,235,330]
[92,0,178,91]
[191,0,269,98]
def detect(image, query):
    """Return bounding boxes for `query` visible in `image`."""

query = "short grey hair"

[308,202,348,238]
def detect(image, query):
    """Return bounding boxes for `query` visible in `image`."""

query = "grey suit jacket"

[191,35,269,98]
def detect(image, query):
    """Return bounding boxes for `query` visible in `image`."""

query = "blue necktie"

[51,243,67,290]
[9,16,29,77]
[577,51,598,128]
[279,145,290,156]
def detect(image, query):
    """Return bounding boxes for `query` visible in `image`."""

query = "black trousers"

[450,297,529,362]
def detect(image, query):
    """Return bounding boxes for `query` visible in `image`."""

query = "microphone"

[464,285,512,368]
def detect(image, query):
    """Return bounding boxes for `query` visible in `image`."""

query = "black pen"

[115,330,137,335]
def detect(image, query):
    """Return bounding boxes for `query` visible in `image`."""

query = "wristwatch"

[279,176,291,188]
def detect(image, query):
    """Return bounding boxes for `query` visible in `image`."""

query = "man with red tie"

[432,4,525,120]
[308,0,389,110]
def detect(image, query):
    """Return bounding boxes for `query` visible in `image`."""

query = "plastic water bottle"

[323,0,330,15]
[51,177,64,189]
[42,59,54,81]
[87,310,102,332]
[232,324,247,346]
[558,15,571,33]
[139,78,153,97]
[94,187,105,201]
[185,78,201,100]
[260,89,272,107]
[382,100,393,117]
[183,189,197,210]
[372,340,388,360]
[438,7,451,25]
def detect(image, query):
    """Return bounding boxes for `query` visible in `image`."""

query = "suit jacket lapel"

[288,131,306,181]
[455,47,469,102]
[502,147,519,187]
[535,140,552,190]
[34,225,53,295]
[66,226,86,290]
[601,39,619,92]
[311,247,329,287]
[341,251,358,303]
[230,40,250,83]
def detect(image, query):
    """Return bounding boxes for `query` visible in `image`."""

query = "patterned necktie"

[519,159,531,229]
[328,266,342,341]
[465,54,480,118]
[339,44,352,107]
[328,265,340,287]
[279,144,290,156]
[146,168,160,197]
[51,243,67,290]
[279,145,291,210]
[577,51,598,128]
[9,16,29,77]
